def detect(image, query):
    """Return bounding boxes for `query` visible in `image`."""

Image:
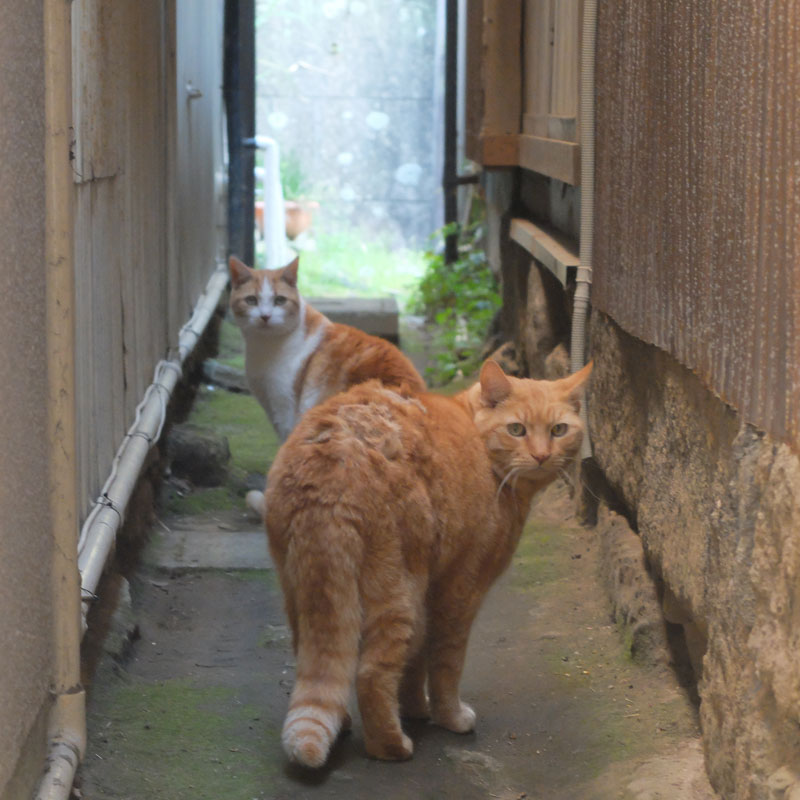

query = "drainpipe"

[35,0,85,797]
[570,0,597,459]
[78,263,230,631]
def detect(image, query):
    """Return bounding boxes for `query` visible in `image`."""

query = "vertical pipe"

[224,0,255,265]
[36,0,86,795]
[570,0,596,460]
[443,0,459,263]
[224,0,244,259]
[240,0,256,267]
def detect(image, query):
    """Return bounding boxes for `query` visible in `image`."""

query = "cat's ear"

[479,360,512,407]
[555,360,593,411]
[281,256,300,288]
[229,255,251,288]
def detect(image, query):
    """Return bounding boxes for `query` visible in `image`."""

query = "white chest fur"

[243,305,327,440]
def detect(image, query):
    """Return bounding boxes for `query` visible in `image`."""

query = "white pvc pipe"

[570,0,597,460]
[78,262,230,631]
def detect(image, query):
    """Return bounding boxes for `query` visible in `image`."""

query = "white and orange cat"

[265,359,592,767]
[228,255,425,514]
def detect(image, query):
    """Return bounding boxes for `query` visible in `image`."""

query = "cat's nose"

[260,313,271,323]
[531,453,549,465]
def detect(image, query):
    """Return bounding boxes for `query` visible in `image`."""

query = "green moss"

[188,386,280,474]
[163,385,280,516]
[510,520,573,591]
[87,677,280,800]
[216,319,246,371]
[163,486,239,515]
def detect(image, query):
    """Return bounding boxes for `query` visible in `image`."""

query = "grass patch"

[188,386,279,475]
[87,676,280,800]
[163,386,280,516]
[216,318,245,371]
[294,229,425,310]
[510,520,574,591]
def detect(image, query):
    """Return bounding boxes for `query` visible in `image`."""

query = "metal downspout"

[571,0,597,459]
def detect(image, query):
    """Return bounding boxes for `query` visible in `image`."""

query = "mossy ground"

[86,675,280,800]
[82,320,710,799]
[162,321,280,516]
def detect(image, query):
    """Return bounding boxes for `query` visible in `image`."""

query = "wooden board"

[510,217,579,285]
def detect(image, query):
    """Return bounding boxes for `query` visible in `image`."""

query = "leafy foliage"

[279,150,311,201]
[410,217,501,385]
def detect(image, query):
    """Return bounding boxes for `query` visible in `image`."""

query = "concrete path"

[77,317,717,799]
[79,497,716,800]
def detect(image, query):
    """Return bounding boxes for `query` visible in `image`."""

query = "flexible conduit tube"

[571,0,597,460]
[77,262,230,632]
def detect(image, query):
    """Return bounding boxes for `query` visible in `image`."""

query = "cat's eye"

[274,295,287,306]
[244,295,258,306]
[506,422,526,437]
[551,422,568,437]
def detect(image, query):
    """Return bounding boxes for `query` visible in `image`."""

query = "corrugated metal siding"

[72,0,225,516]
[593,0,799,446]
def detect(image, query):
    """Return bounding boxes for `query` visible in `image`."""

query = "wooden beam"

[517,133,580,184]
[509,217,579,285]
[478,134,519,166]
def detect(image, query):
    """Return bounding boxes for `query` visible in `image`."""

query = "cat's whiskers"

[496,466,523,498]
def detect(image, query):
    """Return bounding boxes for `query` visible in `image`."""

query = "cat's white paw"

[432,701,476,734]
[245,489,265,518]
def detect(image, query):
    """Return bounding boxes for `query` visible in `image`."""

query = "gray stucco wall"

[0,1,56,794]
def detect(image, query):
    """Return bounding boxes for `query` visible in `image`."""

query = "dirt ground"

[77,321,718,800]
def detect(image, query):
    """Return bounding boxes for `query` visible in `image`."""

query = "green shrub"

[410,216,501,386]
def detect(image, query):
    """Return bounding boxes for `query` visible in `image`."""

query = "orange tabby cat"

[228,255,425,514]
[265,359,592,767]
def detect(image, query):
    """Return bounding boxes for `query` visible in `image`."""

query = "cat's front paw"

[245,489,266,518]
[364,731,414,761]
[432,701,476,734]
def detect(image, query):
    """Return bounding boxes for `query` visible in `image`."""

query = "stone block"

[309,296,399,342]
[588,311,800,799]
[166,423,230,487]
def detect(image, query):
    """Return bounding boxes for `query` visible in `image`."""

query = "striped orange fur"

[266,360,593,767]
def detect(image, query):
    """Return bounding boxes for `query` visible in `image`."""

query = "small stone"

[166,423,230,486]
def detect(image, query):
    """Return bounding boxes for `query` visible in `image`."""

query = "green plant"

[410,217,501,385]
[279,150,311,201]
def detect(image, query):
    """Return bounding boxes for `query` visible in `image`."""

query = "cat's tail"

[280,518,362,768]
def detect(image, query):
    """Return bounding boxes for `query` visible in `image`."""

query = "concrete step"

[308,296,400,342]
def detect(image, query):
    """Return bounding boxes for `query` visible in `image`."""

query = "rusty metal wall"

[72,0,226,515]
[593,0,799,447]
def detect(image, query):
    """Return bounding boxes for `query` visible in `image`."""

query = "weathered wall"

[0,1,55,794]
[73,0,225,519]
[593,0,800,448]
[0,2,226,796]
[588,312,800,799]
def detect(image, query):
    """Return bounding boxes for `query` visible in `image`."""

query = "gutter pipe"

[78,262,230,630]
[570,0,597,460]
